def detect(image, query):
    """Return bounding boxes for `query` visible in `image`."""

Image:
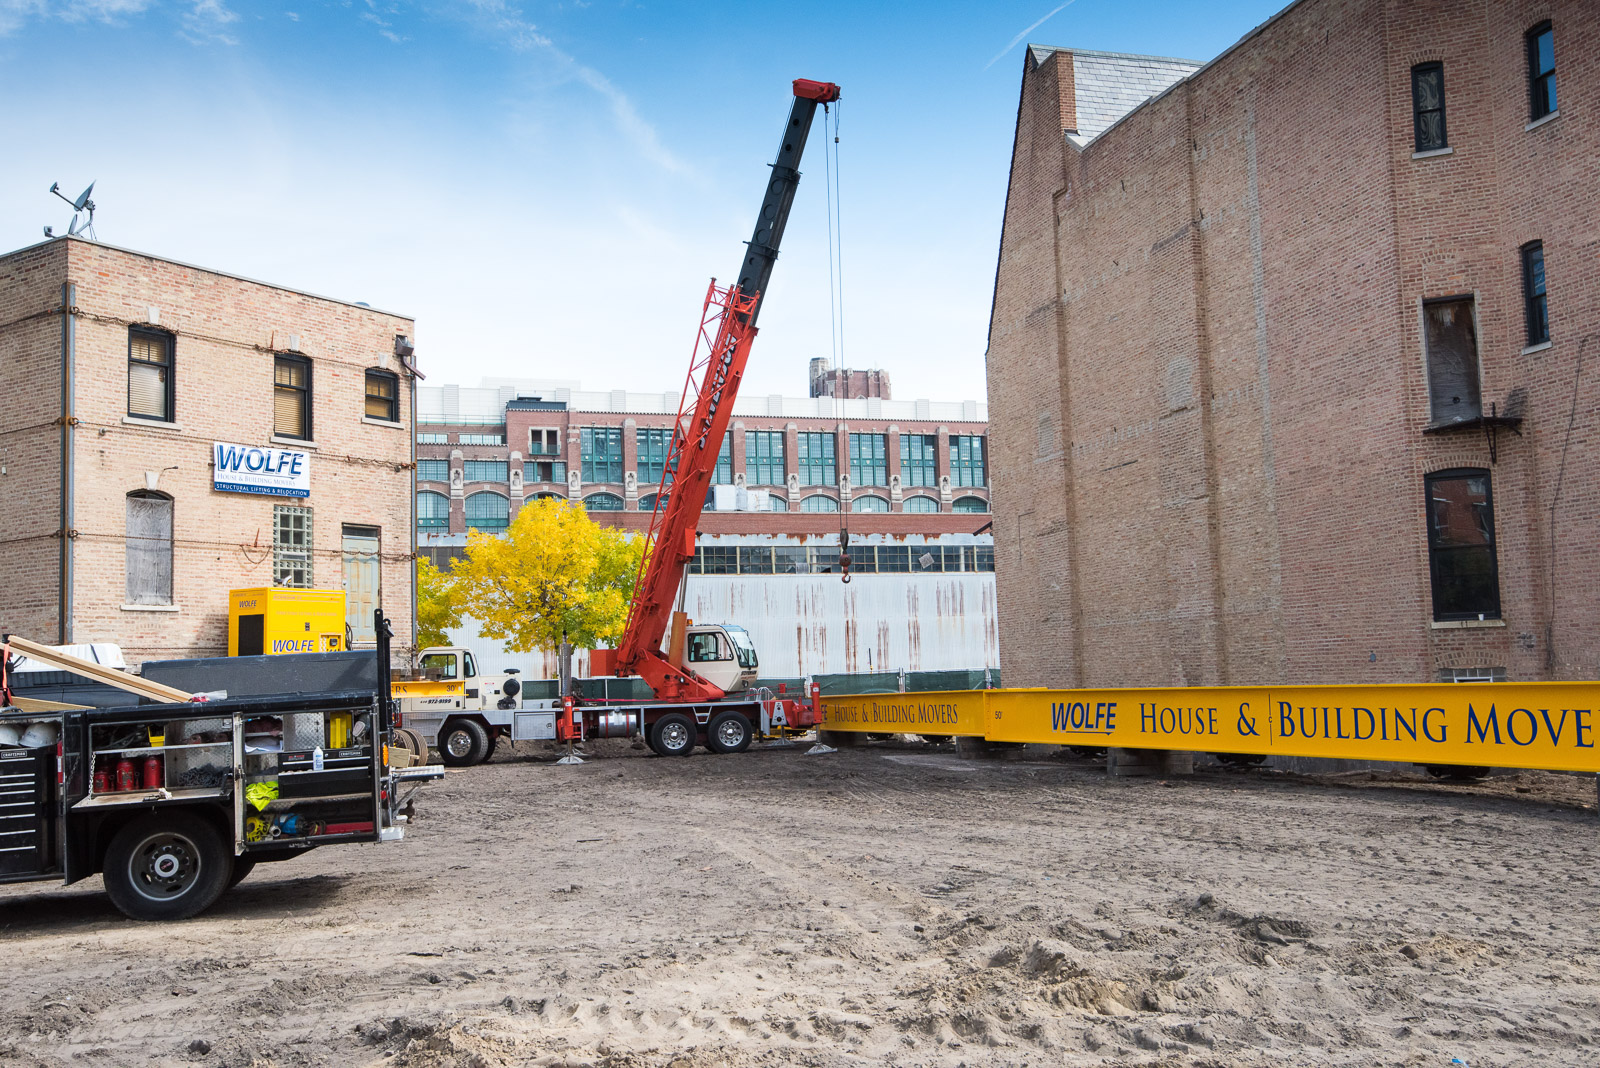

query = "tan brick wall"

[0,241,69,642]
[989,0,1599,686]
[0,238,417,665]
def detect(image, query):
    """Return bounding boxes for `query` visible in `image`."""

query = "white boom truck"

[393,624,764,767]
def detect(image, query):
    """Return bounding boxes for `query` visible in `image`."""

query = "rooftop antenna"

[43,181,97,241]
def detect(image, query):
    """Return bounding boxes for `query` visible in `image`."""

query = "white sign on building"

[212,442,311,498]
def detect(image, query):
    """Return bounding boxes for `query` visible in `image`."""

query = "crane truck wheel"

[439,718,492,767]
[650,713,697,757]
[707,710,753,754]
[102,811,233,921]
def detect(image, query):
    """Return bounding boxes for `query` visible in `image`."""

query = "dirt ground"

[2,739,1598,1068]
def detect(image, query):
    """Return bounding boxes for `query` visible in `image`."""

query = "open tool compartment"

[241,700,381,849]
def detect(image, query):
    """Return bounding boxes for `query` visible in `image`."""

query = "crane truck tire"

[439,718,492,767]
[102,811,233,921]
[706,710,753,754]
[402,727,431,762]
[650,713,696,757]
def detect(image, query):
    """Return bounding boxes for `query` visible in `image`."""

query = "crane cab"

[684,624,759,696]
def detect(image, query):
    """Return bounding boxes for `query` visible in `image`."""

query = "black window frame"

[127,326,175,422]
[1424,468,1501,622]
[1521,240,1548,347]
[1410,62,1448,152]
[273,353,313,441]
[364,368,399,423]
[1526,21,1556,122]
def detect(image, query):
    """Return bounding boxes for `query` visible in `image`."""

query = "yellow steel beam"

[820,682,1600,774]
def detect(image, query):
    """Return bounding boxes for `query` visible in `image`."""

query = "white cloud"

[181,0,238,44]
[0,0,152,35]
[455,0,689,176]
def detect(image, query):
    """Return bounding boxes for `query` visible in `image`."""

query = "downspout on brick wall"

[409,368,418,658]
[58,281,76,644]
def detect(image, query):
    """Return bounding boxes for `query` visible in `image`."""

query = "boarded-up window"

[274,355,311,439]
[1424,298,1480,426]
[126,492,173,605]
[342,525,380,645]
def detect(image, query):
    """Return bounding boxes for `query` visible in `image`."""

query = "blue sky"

[0,0,1284,401]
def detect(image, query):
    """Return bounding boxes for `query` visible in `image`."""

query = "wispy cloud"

[360,7,405,43]
[0,0,152,35]
[456,0,689,176]
[181,0,238,44]
[985,0,1081,69]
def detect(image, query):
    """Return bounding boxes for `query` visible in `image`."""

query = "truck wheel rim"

[716,719,746,748]
[661,722,690,750]
[445,731,473,758]
[129,832,201,901]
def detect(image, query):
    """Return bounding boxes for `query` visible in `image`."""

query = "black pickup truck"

[0,615,439,920]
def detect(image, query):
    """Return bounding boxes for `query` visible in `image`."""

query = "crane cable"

[822,101,853,584]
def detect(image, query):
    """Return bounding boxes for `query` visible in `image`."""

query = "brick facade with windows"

[987,0,1596,688]
[0,236,417,663]
[414,380,990,552]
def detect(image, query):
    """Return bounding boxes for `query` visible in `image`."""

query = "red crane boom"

[615,78,841,702]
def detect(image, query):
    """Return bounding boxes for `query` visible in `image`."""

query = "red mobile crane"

[559,78,841,758]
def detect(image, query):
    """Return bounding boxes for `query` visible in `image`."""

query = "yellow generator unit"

[229,587,347,656]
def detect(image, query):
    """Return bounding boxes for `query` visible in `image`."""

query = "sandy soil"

[1,740,1597,1068]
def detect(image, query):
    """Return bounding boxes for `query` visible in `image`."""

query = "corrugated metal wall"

[684,574,998,676]
[437,573,999,680]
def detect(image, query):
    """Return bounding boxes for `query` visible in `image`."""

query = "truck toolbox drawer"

[0,748,52,876]
[278,769,371,799]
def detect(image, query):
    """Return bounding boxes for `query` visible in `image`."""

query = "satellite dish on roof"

[46,179,99,240]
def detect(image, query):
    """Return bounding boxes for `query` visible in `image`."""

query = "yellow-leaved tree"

[415,556,461,649]
[449,497,646,651]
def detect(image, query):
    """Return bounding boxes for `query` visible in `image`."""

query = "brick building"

[415,378,990,543]
[988,1,1596,688]
[0,236,418,663]
[416,379,996,677]
[808,358,892,400]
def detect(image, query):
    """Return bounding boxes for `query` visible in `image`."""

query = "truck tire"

[650,713,696,757]
[397,727,429,762]
[103,811,233,921]
[706,711,753,754]
[439,718,491,766]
